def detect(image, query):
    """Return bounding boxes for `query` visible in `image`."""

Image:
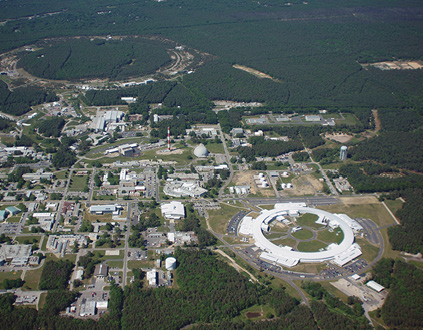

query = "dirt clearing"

[232,171,274,197]
[233,64,281,82]
[281,174,323,196]
[325,133,353,143]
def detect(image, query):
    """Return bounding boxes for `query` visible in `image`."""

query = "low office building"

[161,201,185,220]
[89,205,122,215]
[5,206,21,216]
[94,263,109,279]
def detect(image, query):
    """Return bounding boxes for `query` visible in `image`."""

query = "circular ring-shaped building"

[241,204,362,267]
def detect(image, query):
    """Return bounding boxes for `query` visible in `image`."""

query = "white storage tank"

[165,257,177,270]
[281,183,287,189]
[259,173,264,178]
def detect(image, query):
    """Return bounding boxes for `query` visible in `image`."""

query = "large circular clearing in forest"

[18,37,172,81]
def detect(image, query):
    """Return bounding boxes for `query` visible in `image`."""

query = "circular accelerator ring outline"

[239,203,362,268]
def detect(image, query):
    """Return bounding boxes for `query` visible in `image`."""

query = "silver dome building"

[194,144,209,158]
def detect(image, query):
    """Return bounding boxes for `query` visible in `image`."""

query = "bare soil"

[325,133,353,143]
[281,174,323,196]
[233,64,280,82]
[339,196,379,205]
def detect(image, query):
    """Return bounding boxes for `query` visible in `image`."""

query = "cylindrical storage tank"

[165,257,177,270]
[287,183,293,188]
[259,173,264,178]
[261,182,269,188]
[281,183,287,189]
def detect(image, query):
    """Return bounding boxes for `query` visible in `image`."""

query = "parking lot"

[227,210,248,235]
[356,218,380,245]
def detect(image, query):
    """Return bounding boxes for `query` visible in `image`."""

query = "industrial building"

[89,204,123,215]
[91,110,125,132]
[163,181,207,198]
[161,201,185,219]
[22,170,53,181]
[239,203,362,267]
[0,244,32,266]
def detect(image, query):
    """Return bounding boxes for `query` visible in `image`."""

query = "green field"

[204,142,225,154]
[271,237,297,248]
[317,229,344,244]
[297,240,327,252]
[297,213,324,230]
[384,199,404,215]
[208,203,247,234]
[291,228,314,240]
[69,173,89,191]
[0,271,22,289]
[318,199,396,227]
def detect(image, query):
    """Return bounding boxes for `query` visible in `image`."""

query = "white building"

[239,204,361,268]
[366,280,385,292]
[161,201,185,219]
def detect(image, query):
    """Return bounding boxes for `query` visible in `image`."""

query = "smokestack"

[168,126,170,151]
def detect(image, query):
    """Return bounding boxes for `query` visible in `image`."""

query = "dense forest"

[37,117,65,137]
[371,259,423,329]
[388,189,423,254]
[0,247,374,329]
[38,260,74,290]
[18,38,171,81]
[0,80,57,116]
[1,0,422,110]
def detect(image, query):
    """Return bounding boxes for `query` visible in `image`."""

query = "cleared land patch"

[233,64,280,82]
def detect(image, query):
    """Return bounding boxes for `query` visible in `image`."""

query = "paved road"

[217,123,234,199]
[122,202,131,287]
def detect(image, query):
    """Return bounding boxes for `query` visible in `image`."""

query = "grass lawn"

[38,292,47,310]
[339,113,359,126]
[317,229,344,244]
[379,228,401,260]
[128,260,155,269]
[14,235,41,245]
[54,170,69,180]
[69,174,89,191]
[291,229,314,240]
[297,240,327,252]
[0,271,22,289]
[318,199,396,227]
[265,232,288,240]
[384,199,404,215]
[355,238,380,262]
[320,281,349,302]
[141,148,193,165]
[205,142,225,154]
[207,203,248,234]
[6,216,21,223]
[107,261,123,268]
[271,237,297,247]
[297,213,323,230]
[92,191,117,201]
[233,304,275,322]
[23,267,44,290]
